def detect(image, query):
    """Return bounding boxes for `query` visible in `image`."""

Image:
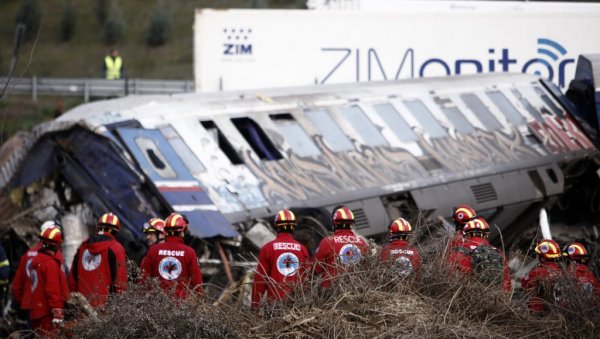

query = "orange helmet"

[143,217,166,235]
[564,242,589,260]
[164,213,188,233]
[98,212,121,231]
[535,239,561,260]
[274,209,297,230]
[389,218,412,234]
[452,204,476,229]
[40,226,63,245]
[332,206,355,226]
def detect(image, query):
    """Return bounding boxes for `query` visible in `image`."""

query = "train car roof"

[56,73,537,131]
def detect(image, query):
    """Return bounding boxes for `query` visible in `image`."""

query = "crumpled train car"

[1,72,598,284]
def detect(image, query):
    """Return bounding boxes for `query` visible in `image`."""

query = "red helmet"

[332,206,355,225]
[164,213,188,233]
[98,212,121,231]
[389,218,412,234]
[274,209,297,229]
[470,216,490,232]
[535,239,561,260]
[564,242,589,260]
[143,217,166,235]
[463,218,487,234]
[40,226,63,245]
[452,204,476,226]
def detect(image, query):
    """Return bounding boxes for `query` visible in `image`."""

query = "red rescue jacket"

[23,250,69,321]
[314,229,369,288]
[69,233,127,308]
[569,263,600,296]
[380,239,421,277]
[521,261,562,313]
[13,243,65,309]
[251,232,310,308]
[140,236,203,298]
[446,236,511,291]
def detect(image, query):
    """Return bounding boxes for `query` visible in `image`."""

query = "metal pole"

[84,80,89,102]
[32,75,37,102]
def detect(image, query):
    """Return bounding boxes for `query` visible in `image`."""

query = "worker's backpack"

[470,245,504,286]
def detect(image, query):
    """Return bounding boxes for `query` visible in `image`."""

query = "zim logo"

[223,27,252,55]
[159,256,183,280]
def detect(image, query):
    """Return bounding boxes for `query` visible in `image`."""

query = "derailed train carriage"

[1,71,599,287]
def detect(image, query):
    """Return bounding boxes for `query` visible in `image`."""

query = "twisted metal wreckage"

[2,58,600,299]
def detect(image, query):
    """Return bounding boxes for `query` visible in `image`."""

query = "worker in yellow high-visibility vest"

[102,48,125,80]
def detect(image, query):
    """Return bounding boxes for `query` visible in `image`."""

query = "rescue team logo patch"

[394,256,414,276]
[159,256,183,280]
[339,244,361,265]
[276,252,300,276]
[30,269,38,291]
[82,249,102,271]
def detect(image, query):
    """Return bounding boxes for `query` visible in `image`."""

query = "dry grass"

[72,234,600,339]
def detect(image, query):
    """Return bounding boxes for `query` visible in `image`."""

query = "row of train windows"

[143,87,560,177]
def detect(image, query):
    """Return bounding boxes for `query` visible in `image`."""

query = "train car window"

[460,94,502,131]
[305,109,354,152]
[269,114,321,157]
[160,126,206,175]
[200,120,244,165]
[340,106,389,146]
[440,107,475,134]
[134,137,177,179]
[373,103,417,142]
[231,117,283,161]
[403,99,447,138]
[511,89,544,123]
[486,91,525,125]
[534,87,565,118]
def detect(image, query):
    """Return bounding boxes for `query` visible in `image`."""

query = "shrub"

[146,0,171,47]
[102,2,125,45]
[15,0,42,41]
[93,0,109,24]
[60,1,77,42]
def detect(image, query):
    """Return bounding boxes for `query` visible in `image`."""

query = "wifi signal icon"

[537,38,567,62]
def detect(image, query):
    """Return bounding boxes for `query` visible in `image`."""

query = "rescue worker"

[563,242,600,295]
[448,204,477,249]
[251,209,310,311]
[24,226,69,336]
[314,206,369,288]
[521,239,563,313]
[102,48,124,80]
[69,213,127,308]
[447,218,511,291]
[380,217,421,277]
[140,213,203,298]
[142,217,166,247]
[8,220,65,331]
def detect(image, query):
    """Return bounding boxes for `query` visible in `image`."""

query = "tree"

[15,0,42,41]
[146,0,171,47]
[102,2,125,45]
[60,1,77,42]
[94,0,109,24]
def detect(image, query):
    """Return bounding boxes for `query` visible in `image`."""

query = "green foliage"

[146,0,171,47]
[94,0,109,24]
[102,2,125,45]
[60,1,77,42]
[15,0,42,41]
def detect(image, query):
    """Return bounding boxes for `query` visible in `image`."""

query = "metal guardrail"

[1,76,195,102]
